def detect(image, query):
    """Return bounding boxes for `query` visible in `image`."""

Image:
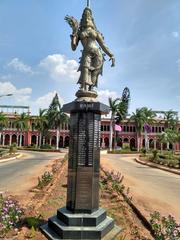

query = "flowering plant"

[150,211,180,240]
[37,171,53,189]
[0,194,23,234]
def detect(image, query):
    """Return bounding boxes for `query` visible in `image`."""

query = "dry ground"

[1,154,154,240]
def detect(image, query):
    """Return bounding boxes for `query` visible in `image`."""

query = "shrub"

[37,171,53,189]
[141,148,147,156]
[9,143,17,154]
[0,194,23,235]
[40,144,52,149]
[152,150,158,160]
[150,211,180,239]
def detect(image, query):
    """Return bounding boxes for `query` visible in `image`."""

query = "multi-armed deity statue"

[65,1,115,99]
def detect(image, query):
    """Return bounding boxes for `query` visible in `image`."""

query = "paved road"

[101,154,180,221]
[0,150,66,195]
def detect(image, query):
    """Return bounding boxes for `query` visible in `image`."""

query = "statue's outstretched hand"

[65,15,79,34]
[109,56,115,67]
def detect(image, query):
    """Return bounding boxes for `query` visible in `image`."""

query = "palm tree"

[15,113,29,147]
[0,113,8,145]
[141,107,156,150]
[108,87,130,151]
[36,109,48,147]
[47,93,69,150]
[159,129,178,153]
[163,110,177,130]
[131,108,146,152]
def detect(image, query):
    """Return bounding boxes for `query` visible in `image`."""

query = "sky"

[0,0,180,116]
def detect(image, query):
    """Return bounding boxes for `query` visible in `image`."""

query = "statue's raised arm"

[65,7,115,100]
[65,15,79,50]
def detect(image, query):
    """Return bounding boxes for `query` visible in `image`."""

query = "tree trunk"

[0,132,1,145]
[39,133,42,147]
[19,133,22,147]
[145,129,148,151]
[137,133,140,152]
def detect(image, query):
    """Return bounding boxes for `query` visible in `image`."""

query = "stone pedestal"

[40,101,121,239]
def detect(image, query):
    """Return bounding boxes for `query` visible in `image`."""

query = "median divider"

[0,154,23,163]
[135,158,180,176]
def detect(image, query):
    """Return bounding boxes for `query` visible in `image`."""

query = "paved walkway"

[101,154,180,221]
[0,150,66,195]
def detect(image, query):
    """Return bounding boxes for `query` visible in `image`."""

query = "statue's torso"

[79,28,98,51]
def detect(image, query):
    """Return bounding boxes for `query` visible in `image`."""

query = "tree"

[131,108,146,152]
[162,110,178,149]
[15,113,29,147]
[159,129,178,153]
[108,87,130,151]
[0,113,8,145]
[163,110,177,130]
[115,87,130,149]
[141,107,156,151]
[131,107,156,152]
[36,109,48,147]
[47,93,69,150]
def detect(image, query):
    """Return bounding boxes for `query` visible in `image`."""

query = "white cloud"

[33,91,64,112]
[97,89,118,105]
[176,59,180,71]
[0,81,32,103]
[172,31,179,38]
[39,54,79,82]
[7,58,33,74]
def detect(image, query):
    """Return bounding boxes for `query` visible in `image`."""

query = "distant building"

[0,105,180,151]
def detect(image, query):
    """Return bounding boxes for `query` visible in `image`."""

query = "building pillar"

[10,134,12,146]
[2,134,5,146]
[49,137,52,146]
[36,135,39,148]
[17,134,19,146]
[63,136,65,148]
[154,139,156,150]
[147,138,149,150]
[101,137,105,148]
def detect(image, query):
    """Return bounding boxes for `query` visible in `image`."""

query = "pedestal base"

[40,208,121,240]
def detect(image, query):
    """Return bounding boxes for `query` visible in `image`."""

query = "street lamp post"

[0,94,13,98]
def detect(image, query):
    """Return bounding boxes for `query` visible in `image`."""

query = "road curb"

[0,154,23,163]
[135,158,180,176]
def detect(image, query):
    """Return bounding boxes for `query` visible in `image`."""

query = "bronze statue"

[65,5,115,95]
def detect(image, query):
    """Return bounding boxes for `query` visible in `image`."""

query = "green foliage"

[101,167,132,203]
[26,226,36,238]
[37,171,53,189]
[152,150,158,160]
[163,110,178,130]
[0,194,23,234]
[0,113,8,131]
[47,93,69,131]
[150,211,180,239]
[40,144,52,149]
[141,148,147,155]
[147,150,180,168]
[26,215,42,230]
[9,143,17,154]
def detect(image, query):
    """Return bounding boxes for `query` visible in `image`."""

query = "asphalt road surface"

[101,154,180,221]
[0,150,66,195]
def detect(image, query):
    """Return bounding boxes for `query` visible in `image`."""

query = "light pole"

[0,94,13,98]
